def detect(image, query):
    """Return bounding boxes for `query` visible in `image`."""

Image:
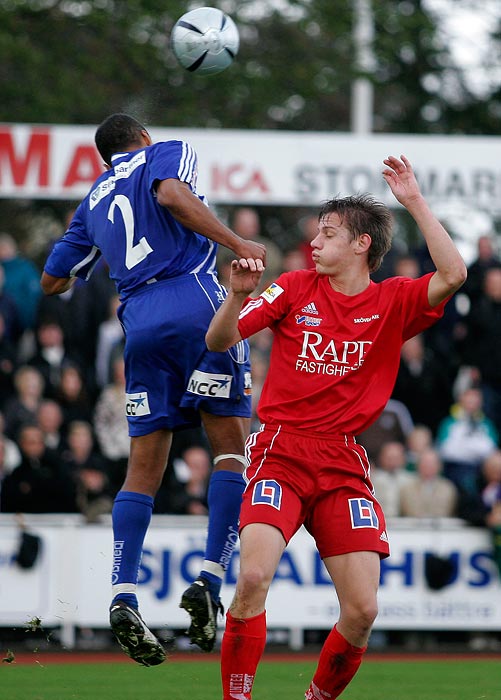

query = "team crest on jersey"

[295,314,322,327]
[125,392,151,417]
[261,283,284,304]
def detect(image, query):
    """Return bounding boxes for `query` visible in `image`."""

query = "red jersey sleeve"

[238,274,291,339]
[398,272,448,341]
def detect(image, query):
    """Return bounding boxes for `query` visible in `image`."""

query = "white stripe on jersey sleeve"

[178,141,197,183]
[69,245,101,280]
[239,297,264,319]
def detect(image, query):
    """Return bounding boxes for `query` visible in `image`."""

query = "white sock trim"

[213,453,248,467]
[202,560,225,578]
[112,583,137,595]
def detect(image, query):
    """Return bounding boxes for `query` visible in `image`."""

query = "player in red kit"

[206,155,467,700]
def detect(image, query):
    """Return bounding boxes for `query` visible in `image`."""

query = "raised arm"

[382,155,467,306]
[156,179,266,263]
[206,258,264,351]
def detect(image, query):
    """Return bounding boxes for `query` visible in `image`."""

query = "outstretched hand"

[229,258,265,295]
[382,155,422,207]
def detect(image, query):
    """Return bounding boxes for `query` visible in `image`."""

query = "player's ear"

[141,130,153,147]
[357,233,372,253]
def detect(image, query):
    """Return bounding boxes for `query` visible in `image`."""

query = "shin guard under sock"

[201,470,245,600]
[306,625,367,700]
[221,611,267,700]
[111,491,154,609]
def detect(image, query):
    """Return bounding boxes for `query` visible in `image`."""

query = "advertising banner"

[1,124,501,216]
[0,516,499,645]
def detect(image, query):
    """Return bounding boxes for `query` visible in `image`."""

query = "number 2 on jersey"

[108,194,153,270]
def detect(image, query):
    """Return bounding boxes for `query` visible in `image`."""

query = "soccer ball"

[171,6,240,75]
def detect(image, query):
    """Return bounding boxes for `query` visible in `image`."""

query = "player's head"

[318,194,393,272]
[95,113,150,166]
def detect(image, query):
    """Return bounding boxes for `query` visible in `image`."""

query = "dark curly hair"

[95,113,148,166]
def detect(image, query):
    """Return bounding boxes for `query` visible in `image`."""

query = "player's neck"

[327,272,370,296]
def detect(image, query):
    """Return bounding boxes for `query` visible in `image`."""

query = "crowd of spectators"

[0,215,501,567]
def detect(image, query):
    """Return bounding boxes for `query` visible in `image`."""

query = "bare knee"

[231,565,271,617]
[339,599,378,644]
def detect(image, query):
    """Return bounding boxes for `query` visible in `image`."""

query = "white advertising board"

[1,123,501,215]
[0,515,499,644]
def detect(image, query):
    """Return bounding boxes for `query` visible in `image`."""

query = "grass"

[0,656,499,700]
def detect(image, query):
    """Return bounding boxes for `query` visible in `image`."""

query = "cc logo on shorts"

[251,479,282,510]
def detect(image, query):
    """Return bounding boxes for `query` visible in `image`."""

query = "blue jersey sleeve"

[147,140,198,192]
[44,203,102,281]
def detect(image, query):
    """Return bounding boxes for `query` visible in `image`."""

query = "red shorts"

[241,424,390,559]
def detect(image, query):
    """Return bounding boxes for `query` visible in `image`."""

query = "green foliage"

[0,1,499,131]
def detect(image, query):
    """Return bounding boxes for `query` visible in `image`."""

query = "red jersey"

[238,270,446,434]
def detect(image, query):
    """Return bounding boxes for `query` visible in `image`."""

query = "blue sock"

[201,470,245,601]
[111,490,154,609]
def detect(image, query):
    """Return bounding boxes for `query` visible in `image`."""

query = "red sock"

[221,610,267,700]
[305,625,367,700]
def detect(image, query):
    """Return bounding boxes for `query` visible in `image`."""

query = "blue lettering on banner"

[348,498,378,528]
[314,552,332,585]
[274,551,302,585]
[380,551,414,586]
[468,552,493,587]
[252,479,282,509]
[132,546,497,601]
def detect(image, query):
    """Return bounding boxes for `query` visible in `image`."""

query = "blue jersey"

[44,140,218,300]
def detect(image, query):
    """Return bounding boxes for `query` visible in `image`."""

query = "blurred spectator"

[3,365,45,440]
[0,265,22,343]
[0,233,42,333]
[0,312,17,408]
[155,427,211,514]
[394,253,420,279]
[460,267,501,436]
[36,399,65,453]
[27,318,80,399]
[172,445,211,515]
[0,423,75,513]
[436,387,498,497]
[60,421,113,522]
[95,294,124,388]
[0,412,21,472]
[370,441,413,517]
[93,354,129,493]
[405,424,433,472]
[357,398,414,464]
[399,448,458,518]
[462,235,501,306]
[293,214,318,269]
[282,247,308,272]
[34,280,90,369]
[391,334,453,433]
[55,363,94,428]
[217,207,283,291]
[480,450,501,578]
[0,436,8,490]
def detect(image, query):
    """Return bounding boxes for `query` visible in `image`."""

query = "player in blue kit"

[41,113,266,665]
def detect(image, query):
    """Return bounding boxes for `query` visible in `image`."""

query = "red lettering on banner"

[211,164,270,194]
[63,145,102,188]
[0,129,49,186]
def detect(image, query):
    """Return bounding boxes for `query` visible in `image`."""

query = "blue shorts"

[118,273,252,436]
